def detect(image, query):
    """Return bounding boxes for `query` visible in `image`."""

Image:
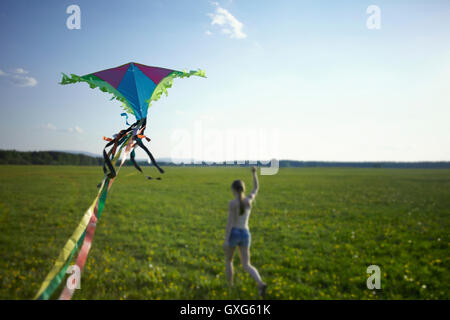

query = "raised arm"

[247,166,259,203]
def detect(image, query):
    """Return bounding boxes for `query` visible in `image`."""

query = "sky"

[0,0,449,162]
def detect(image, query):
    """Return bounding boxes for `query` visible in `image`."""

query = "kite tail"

[130,149,152,180]
[136,138,164,174]
[102,122,138,178]
[34,119,163,300]
[116,118,164,180]
[34,132,134,300]
[58,137,134,300]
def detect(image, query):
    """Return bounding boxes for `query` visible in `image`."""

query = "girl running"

[223,166,267,297]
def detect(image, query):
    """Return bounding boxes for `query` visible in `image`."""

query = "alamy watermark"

[66,5,81,30]
[66,265,81,290]
[367,265,381,289]
[170,120,279,175]
[366,5,381,30]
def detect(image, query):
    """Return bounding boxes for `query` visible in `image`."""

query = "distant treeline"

[177,160,450,169]
[1,150,450,168]
[0,150,103,166]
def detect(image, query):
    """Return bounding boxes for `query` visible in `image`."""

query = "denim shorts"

[228,227,251,247]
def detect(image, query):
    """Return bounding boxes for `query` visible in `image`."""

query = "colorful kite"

[34,62,205,300]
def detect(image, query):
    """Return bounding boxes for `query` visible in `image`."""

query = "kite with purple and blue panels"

[61,62,205,120]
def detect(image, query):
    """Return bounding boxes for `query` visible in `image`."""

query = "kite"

[34,62,205,300]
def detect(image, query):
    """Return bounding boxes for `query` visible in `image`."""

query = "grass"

[0,165,449,299]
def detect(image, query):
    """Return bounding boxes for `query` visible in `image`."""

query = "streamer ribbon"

[34,132,133,300]
[34,119,163,300]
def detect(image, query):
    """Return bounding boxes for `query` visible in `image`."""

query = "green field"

[0,166,449,300]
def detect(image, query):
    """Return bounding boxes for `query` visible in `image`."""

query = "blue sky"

[0,0,449,161]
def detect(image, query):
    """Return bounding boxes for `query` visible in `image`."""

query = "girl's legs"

[238,245,264,287]
[224,245,236,285]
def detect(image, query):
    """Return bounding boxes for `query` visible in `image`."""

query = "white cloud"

[41,123,83,134]
[68,126,84,134]
[10,74,38,87]
[207,3,247,39]
[73,126,84,134]
[0,67,37,87]
[175,110,185,116]
[13,68,28,74]
[221,28,231,35]
[41,123,57,130]
[205,30,213,36]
